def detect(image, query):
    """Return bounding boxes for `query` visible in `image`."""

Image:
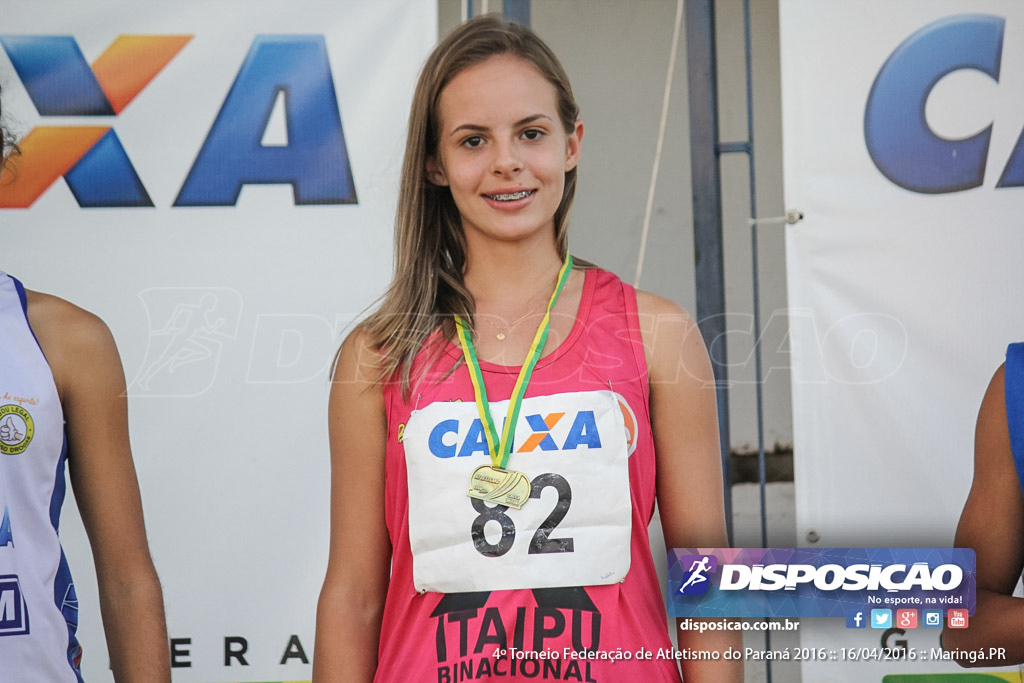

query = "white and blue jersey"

[1008,343,1024,501]
[0,271,82,682]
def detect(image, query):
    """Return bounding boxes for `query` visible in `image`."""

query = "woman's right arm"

[944,364,1024,665]
[312,331,392,682]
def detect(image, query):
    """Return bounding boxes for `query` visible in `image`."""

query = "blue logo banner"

[667,548,975,618]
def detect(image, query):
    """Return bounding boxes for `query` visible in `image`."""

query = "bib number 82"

[470,473,573,558]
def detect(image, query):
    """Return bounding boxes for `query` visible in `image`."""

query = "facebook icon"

[845,609,866,629]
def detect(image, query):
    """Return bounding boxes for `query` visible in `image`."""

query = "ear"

[564,120,584,172]
[426,156,449,186]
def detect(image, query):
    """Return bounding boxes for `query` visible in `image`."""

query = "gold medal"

[456,256,574,513]
[467,465,532,509]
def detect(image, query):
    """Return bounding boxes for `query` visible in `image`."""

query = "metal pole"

[503,0,531,26]
[740,0,775,677]
[684,0,734,542]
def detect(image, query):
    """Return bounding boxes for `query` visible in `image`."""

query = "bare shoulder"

[967,362,1013,506]
[977,363,1008,440]
[634,288,691,317]
[634,291,726,550]
[955,362,1020,583]
[968,363,1012,487]
[24,290,121,395]
[329,326,387,432]
[633,289,711,385]
[634,289,701,341]
[25,289,116,350]
[331,326,384,387]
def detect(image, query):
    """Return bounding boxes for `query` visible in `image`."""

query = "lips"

[482,189,536,202]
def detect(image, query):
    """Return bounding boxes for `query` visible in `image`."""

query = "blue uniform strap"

[9,274,46,354]
[11,274,29,317]
[1006,343,1024,495]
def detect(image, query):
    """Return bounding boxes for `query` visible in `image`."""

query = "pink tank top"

[378,268,682,682]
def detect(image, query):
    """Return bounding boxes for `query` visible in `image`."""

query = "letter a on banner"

[175,35,357,206]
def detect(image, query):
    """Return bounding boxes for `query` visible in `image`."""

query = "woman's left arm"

[29,291,171,683]
[636,290,743,682]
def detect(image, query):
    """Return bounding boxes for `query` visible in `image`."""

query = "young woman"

[0,88,171,682]
[946,343,1024,665]
[313,17,740,682]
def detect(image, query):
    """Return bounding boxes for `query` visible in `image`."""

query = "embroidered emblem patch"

[0,405,34,455]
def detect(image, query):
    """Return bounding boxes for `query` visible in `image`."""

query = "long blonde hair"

[359,15,581,393]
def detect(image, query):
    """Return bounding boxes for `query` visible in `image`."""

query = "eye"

[522,128,545,141]
[461,135,484,148]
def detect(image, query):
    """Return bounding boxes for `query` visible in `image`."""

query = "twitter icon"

[870,609,892,629]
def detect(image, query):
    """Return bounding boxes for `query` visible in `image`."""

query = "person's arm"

[637,291,743,682]
[944,363,1024,665]
[312,330,392,682]
[27,291,171,682]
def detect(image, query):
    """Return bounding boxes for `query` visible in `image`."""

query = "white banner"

[782,0,1024,680]
[1,1,435,680]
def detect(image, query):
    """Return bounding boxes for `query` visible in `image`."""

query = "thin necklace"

[482,307,539,341]
[478,268,569,341]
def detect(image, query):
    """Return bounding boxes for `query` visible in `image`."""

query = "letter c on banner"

[864,14,1004,194]
[429,420,460,459]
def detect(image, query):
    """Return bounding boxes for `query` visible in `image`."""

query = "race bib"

[403,390,633,593]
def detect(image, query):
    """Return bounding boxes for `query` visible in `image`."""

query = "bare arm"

[637,291,742,682]
[312,330,392,682]
[27,291,170,683]
[944,364,1024,664]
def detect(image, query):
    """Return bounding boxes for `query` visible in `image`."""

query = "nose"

[491,138,522,176]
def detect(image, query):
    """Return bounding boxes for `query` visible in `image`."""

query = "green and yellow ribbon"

[455,255,573,471]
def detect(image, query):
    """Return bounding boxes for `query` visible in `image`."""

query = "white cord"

[634,0,684,288]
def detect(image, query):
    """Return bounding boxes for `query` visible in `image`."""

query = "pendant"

[467,465,531,509]
[496,332,506,341]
